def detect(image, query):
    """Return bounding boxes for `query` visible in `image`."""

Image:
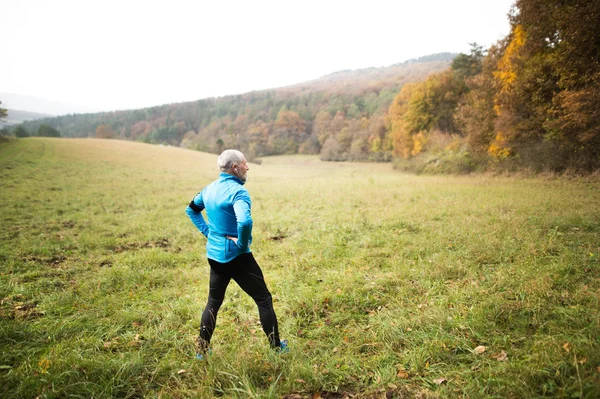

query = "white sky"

[1,0,515,113]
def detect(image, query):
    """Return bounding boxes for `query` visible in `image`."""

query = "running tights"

[199,253,280,349]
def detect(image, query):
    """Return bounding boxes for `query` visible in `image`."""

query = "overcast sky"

[2,0,515,113]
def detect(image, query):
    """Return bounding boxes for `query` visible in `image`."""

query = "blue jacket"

[186,173,252,263]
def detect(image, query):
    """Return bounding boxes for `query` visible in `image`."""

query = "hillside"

[284,53,456,94]
[1,138,599,398]
[13,53,456,161]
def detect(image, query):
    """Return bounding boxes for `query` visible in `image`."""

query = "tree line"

[8,56,452,162]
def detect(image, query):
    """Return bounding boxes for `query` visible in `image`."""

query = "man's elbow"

[239,217,253,230]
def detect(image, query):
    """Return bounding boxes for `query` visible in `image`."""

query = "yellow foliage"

[494,25,525,121]
[387,83,418,159]
[494,25,525,96]
[488,132,511,158]
[370,137,382,153]
[411,131,428,156]
[493,25,526,119]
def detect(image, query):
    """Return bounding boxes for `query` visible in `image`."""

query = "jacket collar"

[219,172,245,185]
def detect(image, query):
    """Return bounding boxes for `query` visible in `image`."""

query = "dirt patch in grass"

[113,237,171,253]
[0,298,45,320]
[22,254,67,266]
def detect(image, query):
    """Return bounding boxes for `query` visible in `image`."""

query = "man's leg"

[198,260,231,351]
[230,253,281,349]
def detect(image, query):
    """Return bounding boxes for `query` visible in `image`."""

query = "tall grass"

[1,138,599,398]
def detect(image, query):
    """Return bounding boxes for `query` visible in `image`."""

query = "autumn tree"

[95,124,117,139]
[455,45,501,156]
[387,67,467,159]
[387,83,417,159]
[522,0,600,170]
[268,108,307,154]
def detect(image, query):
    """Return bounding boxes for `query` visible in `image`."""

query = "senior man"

[186,149,286,358]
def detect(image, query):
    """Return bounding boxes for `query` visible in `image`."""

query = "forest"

[7,0,600,173]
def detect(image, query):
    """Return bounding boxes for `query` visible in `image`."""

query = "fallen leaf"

[433,377,447,385]
[397,370,409,379]
[493,350,508,362]
[388,383,398,389]
[578,357,587,365]
[596,366,600,373]
[294,379,306,384]
[177,369,187,375]
[563,342,570,353]
[474,345,486,355]
[103,342,112,349]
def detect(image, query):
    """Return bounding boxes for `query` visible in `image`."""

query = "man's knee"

[254,293,273,309]
[206,296,224,310]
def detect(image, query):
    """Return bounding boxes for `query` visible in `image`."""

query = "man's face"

[233,158,249,182]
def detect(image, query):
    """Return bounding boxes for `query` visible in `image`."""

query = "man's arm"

[186,192,210,238]
[232,199,252,251]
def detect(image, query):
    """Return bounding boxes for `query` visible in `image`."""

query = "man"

[186,149,286,358]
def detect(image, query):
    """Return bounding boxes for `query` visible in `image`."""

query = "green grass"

[1,137,599,398]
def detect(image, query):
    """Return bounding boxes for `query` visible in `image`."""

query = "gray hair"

[217,149,245,172]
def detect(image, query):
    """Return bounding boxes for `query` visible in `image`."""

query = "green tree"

[37,124,61,137]
[0,101,7,121]
[14,125,30,138]
[451,43,485,80]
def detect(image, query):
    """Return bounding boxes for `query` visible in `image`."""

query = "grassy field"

[1,137,599,398]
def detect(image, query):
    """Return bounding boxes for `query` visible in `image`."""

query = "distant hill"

[1,109,53,127]
[12,52,457,161]
[0,93,100,116]
[279,53,457,95]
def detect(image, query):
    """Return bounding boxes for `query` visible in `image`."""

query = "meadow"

[0,137,599,398]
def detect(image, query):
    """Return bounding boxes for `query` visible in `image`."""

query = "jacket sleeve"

[186,191,209,238]
[233,193,252,251]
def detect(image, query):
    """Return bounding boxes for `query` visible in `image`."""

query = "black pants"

[200,252,280,348]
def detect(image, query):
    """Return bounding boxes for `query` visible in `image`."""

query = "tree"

[387,83,417,159]
[0,101,7,121]
[451,43,485,80]
[37,124,61,137]
[95,124,117,139]
[13,125,30,138]
[455,44,502,155]
[268,109,307,154]
[484,0,600,170]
